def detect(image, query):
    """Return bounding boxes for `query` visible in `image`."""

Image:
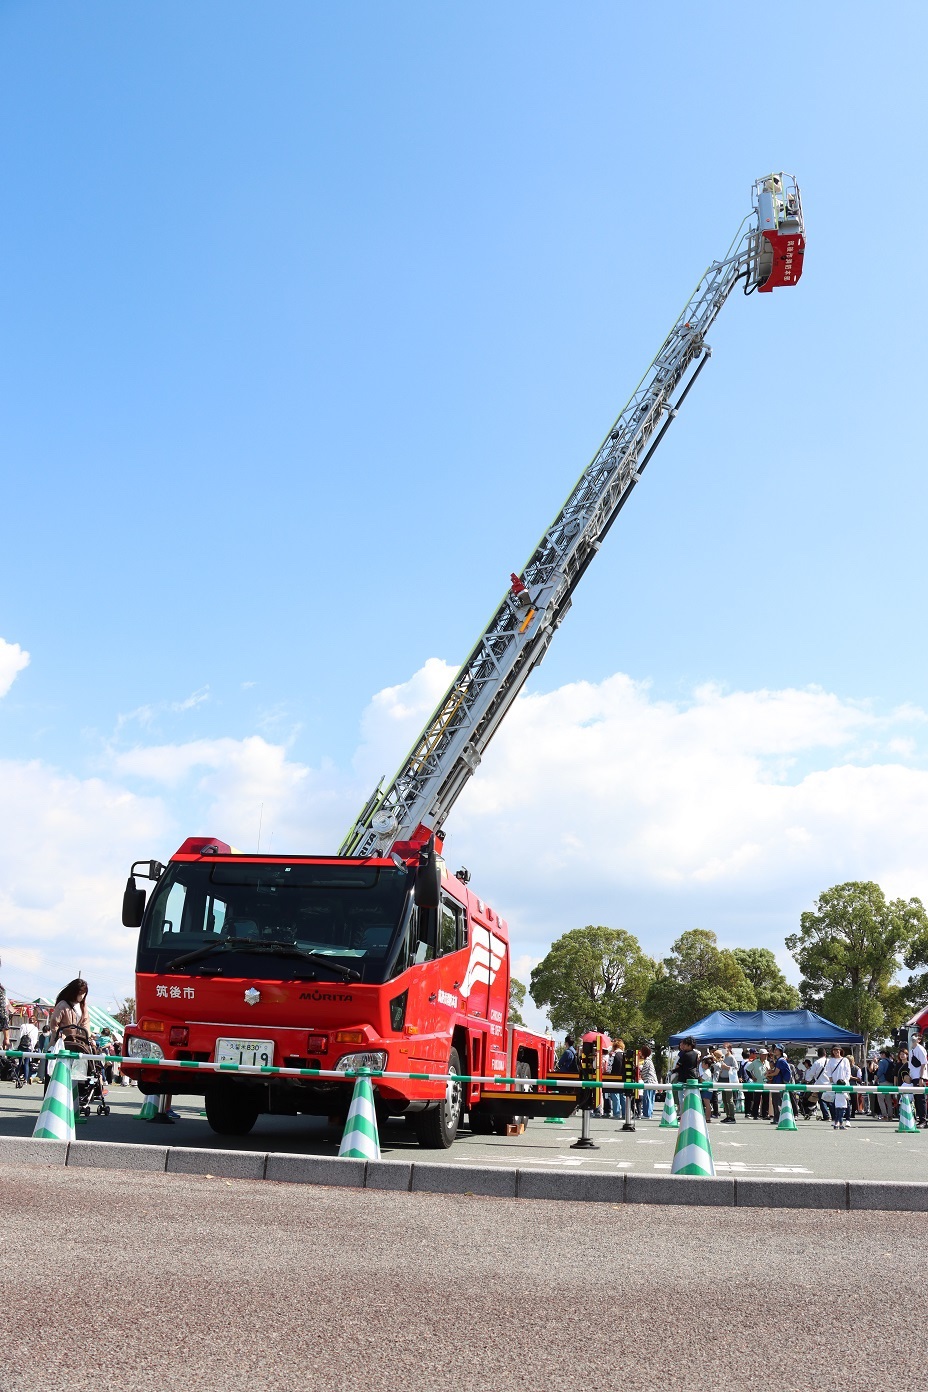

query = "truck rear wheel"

[415,1048,464,1149]
[205,1087,261,1136]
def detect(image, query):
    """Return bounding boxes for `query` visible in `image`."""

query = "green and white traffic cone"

[777,1089,798,1131]
[659,1088,679,1129]
[338,1073,381,1160]
[671,1084,715,1176]
[897,1090,919,1134]
[135,1094,160,1121]
[33,1054,76,1142]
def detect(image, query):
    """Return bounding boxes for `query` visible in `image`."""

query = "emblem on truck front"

[244,988,261,1006]
[459,925,506,999]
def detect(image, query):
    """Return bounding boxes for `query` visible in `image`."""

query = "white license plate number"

[216,1038,274,1068]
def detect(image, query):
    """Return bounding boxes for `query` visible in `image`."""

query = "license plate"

[215,1038,274,1068]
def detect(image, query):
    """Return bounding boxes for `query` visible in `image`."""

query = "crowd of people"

[555,1029,928,1131]
[0,972,130,1089]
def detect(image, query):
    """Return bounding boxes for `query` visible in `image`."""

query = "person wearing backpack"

[17,1018,38,1084]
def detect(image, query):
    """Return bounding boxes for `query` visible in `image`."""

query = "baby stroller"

[57,1025,111,1119]
[0,1051,20,1085]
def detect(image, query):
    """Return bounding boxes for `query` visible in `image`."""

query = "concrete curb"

[1,1135,926,1209]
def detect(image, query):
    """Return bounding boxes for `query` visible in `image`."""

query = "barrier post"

[570,1038,600,1150]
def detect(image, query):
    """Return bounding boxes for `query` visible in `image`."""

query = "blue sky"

[2,3,928,1021]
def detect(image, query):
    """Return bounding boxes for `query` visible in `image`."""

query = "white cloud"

[0,638,29,697]
[0,758,172,1005]
[353,657,456,785]
[5,654,928,1012]
[448,673,928,965]
[171,686,209,713]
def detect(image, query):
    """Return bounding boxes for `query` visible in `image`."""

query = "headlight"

[334,1050,387,1073]
[128,1037,164,1060]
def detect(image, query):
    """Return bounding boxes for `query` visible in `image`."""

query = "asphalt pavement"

[1,1162,925,1392]
[3,1079,928,1181]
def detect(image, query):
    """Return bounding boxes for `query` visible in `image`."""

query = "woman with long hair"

[42,977,89,1092]
[49,978,89,1044]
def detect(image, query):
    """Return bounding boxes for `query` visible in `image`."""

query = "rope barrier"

[0,1050,923,1095]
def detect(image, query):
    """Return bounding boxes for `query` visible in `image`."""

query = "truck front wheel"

[415,1048,464,1149]
[205,1087,261,1136]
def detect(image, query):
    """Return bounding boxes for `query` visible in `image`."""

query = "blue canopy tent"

[669,1009,863,1048]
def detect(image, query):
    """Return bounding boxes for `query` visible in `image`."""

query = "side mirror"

[122,877,147,928]
[413,835,441,909]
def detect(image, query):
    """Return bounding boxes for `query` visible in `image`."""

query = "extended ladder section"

[340,174,805,857]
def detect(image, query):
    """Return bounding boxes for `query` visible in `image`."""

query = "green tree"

[508,978,527,1027]
[785,881,928,1052]
[113,996,136,1027]
[529,926,656,1041]
[731,948,801,1010]
[645,929,756,1052]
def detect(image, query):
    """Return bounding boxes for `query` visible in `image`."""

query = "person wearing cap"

[673,1036,700,1117]
[768,1045,792,1124]
[745,1048,768,1119]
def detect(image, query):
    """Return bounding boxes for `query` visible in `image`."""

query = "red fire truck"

[120,174,805,1145]
[122,833,557,1145]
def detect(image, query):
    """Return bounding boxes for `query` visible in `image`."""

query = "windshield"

[138,861,412,984]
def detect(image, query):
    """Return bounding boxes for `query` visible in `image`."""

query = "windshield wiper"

[166,939,360,981]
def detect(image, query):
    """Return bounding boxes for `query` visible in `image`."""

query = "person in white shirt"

[807,1047,831,1121]
[719,1045,739,1123]
[909,1030,928,1127]
[17,1020,38,1084]
[824,1044,852,1130]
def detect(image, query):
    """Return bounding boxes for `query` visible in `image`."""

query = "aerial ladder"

[340,173,805,859]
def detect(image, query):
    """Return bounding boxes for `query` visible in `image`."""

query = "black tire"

[492,1060,533,1133]
[205,1087,262,1136]
[415,1048,464,1149]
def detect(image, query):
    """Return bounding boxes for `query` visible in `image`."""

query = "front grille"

[177,1051,210,1062]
